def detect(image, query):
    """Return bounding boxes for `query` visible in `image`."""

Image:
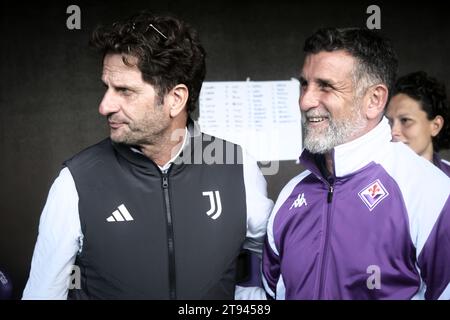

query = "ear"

[167,84,189,118]
[364,84,389,120]
[430,115,444,137]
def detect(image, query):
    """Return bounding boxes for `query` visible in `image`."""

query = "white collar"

[333,117,392,177]
[130,127,189,172]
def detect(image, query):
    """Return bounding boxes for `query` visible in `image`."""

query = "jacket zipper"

[162,172,176,299]
[318,180,334,298]
[327,185,334,203]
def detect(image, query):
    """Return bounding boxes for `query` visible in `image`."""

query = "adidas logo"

[106,204,134,222]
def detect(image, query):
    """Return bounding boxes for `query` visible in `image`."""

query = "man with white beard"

[262,28,450,300]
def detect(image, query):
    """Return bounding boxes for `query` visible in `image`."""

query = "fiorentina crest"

[358,179,389,211]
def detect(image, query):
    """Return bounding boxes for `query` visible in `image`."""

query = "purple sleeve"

[262,235,281,299]
[418,197,450,300]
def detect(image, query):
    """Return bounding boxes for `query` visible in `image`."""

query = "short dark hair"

[90,11,206,115]
[303,28,398,97]
[393,71,450,151]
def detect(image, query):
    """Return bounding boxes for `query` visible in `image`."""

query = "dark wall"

[1,0,449,299]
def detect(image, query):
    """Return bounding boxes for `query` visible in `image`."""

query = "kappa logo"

[106,204,134,222]
[289,193,307,210]
[358,179,389,211]
[202,191,222,220]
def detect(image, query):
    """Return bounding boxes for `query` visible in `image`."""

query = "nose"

[390,120,402,142]
[299,86,320,112]
[99,89,120,116]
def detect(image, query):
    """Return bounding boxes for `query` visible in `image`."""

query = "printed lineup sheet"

[198,79,302,161]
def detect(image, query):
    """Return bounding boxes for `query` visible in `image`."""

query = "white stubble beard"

[302,100,367,154]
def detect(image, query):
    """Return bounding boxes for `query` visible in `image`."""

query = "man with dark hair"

[23,12,272,299]
[262,28,450,299]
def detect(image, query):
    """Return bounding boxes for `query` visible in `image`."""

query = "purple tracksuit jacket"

[433,153,450,178]
[263,118,450,300]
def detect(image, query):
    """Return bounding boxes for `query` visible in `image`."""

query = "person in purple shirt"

[262,28,450,300]
[386,71,450,177]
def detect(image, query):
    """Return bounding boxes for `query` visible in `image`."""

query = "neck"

[325,152,334,175]
[421,144,434,163]
[139,127,186,167]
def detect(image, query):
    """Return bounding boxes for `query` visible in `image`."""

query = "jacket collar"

[300,117,392,178]
[433,152,444,169]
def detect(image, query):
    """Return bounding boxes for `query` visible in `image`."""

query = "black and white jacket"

[23,121,273,299]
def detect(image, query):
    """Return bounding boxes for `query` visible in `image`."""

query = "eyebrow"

[396,113,413,118]
[317,78,334,87]
[101,79,138,90]
[299,76,336,88]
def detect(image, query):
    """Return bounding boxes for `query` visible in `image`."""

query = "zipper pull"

[162,175,169,189]
[327,185,334,203]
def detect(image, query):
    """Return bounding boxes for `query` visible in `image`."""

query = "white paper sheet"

[198,79,302,161]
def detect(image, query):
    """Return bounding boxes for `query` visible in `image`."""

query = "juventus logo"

[202,191,222,220]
